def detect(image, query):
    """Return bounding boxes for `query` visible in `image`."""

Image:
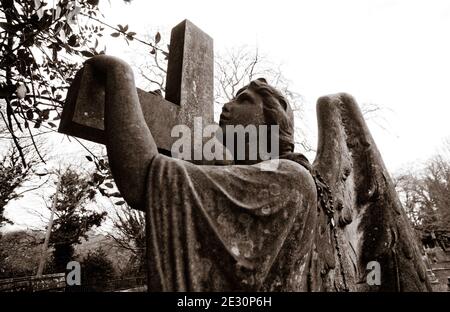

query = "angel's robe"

[144,154,321,291]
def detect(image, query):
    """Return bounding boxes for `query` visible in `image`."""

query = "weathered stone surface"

[144,155,318,291]
[166,20,214,126]
[58,19,431,292]
[313,93,431,291]
[60,65,179,152]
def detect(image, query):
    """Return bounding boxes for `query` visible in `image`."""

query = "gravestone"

[59,19,213,156]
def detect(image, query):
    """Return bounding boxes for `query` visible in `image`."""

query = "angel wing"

[311,93,431,292]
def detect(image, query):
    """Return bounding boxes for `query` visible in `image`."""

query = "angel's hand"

[85,55,132,77]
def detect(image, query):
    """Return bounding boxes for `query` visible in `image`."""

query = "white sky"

[100,0,450,171]
[3,0,450,231]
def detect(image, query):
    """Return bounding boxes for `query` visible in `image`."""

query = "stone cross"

[58,20,214,156]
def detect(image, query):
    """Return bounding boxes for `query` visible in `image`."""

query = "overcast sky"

[100,0,450,172]
[4,0,450,231]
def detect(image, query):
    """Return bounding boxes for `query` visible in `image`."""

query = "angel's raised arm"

[87,56,158,210]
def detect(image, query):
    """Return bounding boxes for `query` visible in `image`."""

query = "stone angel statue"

[62,55,430,292]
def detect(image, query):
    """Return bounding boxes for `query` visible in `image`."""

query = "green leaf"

[86,156,93,161]
[110,32,120,38]
[155,32,161,44]
[114,200,126,205]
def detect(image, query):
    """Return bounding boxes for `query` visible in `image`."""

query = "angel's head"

[219,78,295,164]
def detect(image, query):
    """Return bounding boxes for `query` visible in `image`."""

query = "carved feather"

[312,93,431,292]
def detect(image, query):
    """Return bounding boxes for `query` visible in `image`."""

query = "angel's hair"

[236,78,295,155]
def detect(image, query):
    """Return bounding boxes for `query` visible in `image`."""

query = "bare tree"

[136,41,313,152]
[106,203,146,274]
[360,101,393,134]
[395,138,450,248]
[137,41,390,155]
[0,130,48,228]
[214,46,312,152]
[132,30,169,93]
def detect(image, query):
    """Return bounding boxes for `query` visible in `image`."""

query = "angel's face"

[220,82,266,128]
[219,81,269,164]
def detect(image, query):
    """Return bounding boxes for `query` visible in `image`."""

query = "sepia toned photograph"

[0,0,449,301]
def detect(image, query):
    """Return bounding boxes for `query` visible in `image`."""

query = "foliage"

[0,136,46,228]
[49,167,106,271]
[73,232,135,278]
[107,204,146,275]
[79,247,116,291]
[0,0,108,163]
[0,0,168,190]
[0,145,29,226]
[0,0,159,165]
[0,229,47,278]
